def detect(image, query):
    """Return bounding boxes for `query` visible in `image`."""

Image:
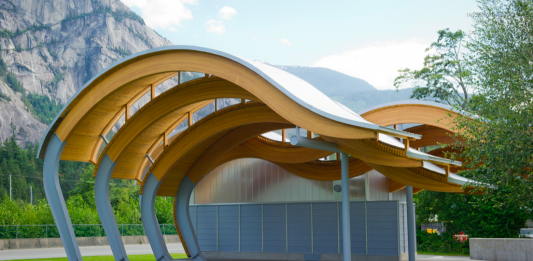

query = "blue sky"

[121,0,479,89]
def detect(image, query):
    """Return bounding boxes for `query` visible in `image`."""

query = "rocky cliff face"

[0,0,173,146]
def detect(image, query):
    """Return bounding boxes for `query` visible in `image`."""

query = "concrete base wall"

[0,235,180,250]
[470,238,533,261]
[203,251,403,261]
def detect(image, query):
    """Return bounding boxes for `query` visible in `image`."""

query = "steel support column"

[95,154,129,261]
[406,185,416,261]
[341,152,351,261]
[43,134,82,261]
[141,173,173,261]
[175,176,206,261]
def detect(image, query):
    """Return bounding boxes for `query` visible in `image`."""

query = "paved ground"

[0,243,185,260]
[0,246,481,261]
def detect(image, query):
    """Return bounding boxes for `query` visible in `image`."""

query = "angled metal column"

[406,186,416,261]
[141,173,173,261]
[43,134,82,261]
[175,176,206,261]
[341,152,351,261]
[95,154,129,261]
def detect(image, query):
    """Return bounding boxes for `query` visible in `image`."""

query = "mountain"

[273,65,377,96]
[0,0,417,147]
[275,65,414,113]
[0,0,173,146]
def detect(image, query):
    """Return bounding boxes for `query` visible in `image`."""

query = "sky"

[120,0,479,90]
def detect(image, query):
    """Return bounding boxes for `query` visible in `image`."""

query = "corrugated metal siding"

[194,158,369,204]
[390,187,407,203]
[218,205,239,252]
[190,206,197,235]
[288,204,312,253]
[312,203,338,254]
[366,201,399,256]
[399,203,408,253]
[263,204,287,253]
[196,206,217,251]
[240,205,262,252]
[367,170,389,201]
[340,202,367,255]
[189,201,402,256]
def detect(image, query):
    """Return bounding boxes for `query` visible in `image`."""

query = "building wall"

[192,158,397,204]
[189,201,400,256]
[189,158,412,258]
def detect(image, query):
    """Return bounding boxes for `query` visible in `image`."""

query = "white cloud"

[206,19,226,35]
[219,6,237,20]
[120,0,195,28]
[279,38,292,46]
[252,36,259,40]
[313,39,430,90]
[168,27,178,32]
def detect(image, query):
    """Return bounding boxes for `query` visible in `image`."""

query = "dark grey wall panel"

[218,205,239,252]
[288,203,312,253]
[312,203,338,254]
[263,204,287,253]
[197,206,217,251]
[367,201,398,256]
[240,205,262,252]
[189,206,198,235]
[340,202,367,255]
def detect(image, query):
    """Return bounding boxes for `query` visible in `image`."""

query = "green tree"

[415,190,529,238]
[451,0,533,207]
[394,29,472,110]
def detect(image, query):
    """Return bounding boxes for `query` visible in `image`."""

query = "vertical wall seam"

[216,205,219,252]
[365,201,368,255]
[286,203,288,253]
[337,202,340,254]
[239,204,241,252]
[311,203,314,254]
[397,202,400,256]
[261,204,265,252]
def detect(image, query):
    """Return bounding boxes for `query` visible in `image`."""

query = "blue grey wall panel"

[196,206,217,251]
[189,206,197,235]
[340,202,367,255]
[288,203,312,253]
[240,205,262,252]
[312,203,338,254]
[367,201,398,256]
[263,204,287,253]
[218,205,239,252]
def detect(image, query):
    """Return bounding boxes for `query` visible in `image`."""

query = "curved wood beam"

[404,125,457,148]
[366,162,464,193]
[94,78,257,179]
[211,146,370,181]
[47,50,388,161]
[239,137,333,164]
[360,104,459,133]
[323,136,422,168]
[59,72,177,161]
[148,102,291,182]
[187,123,295,183]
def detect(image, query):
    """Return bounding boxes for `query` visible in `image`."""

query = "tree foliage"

[394,29,472,110]
[450,0,533,207]
[415,190,530,238]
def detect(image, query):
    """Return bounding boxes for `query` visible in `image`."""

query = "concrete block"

[470,238,533,261]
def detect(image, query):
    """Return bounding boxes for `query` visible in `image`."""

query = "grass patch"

[10,253,187,261]
[418,251,470,257]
